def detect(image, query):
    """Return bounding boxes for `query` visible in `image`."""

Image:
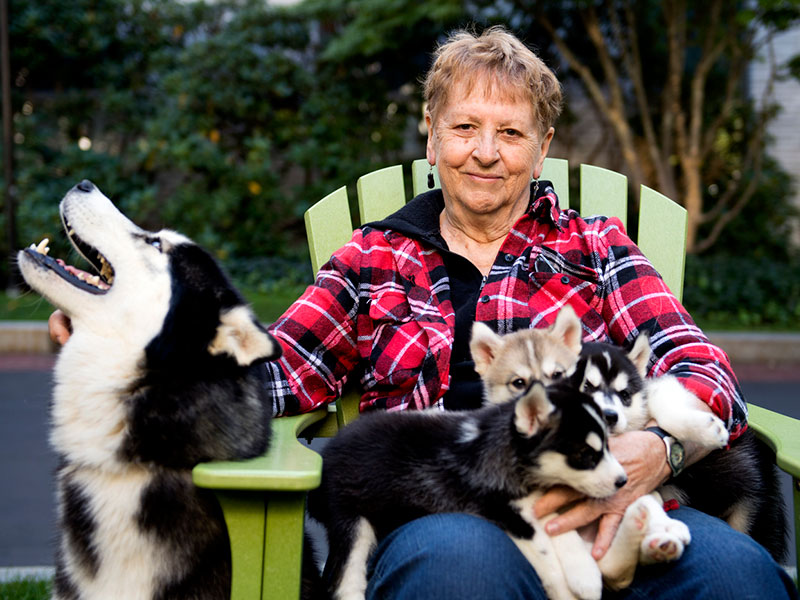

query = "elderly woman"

[50,27,794,599]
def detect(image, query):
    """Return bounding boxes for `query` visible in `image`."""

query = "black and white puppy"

[308,382,628,600]
[574,335,788,566]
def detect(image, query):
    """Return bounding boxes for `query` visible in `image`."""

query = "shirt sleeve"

[264,230,365,416]
[594,217,748,439]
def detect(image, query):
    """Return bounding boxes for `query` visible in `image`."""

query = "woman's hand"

[49,310,72,345]
[534,430,671,559]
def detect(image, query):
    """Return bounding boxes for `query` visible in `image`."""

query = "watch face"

[670,441,686,470]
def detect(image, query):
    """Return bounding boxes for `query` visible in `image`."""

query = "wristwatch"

[645,426,685,477]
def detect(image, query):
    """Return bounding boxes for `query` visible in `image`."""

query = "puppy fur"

[309,382,628,600]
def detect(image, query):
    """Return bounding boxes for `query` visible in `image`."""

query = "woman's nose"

[472,131,499,164]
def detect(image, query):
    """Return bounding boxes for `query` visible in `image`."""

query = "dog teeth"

[32,238,51,255]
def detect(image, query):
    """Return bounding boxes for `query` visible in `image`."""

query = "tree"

[512,0,800,253]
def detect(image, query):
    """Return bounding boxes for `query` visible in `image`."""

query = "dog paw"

[698,414,729,448]
[640,519,691,564]
[564,573,602,600]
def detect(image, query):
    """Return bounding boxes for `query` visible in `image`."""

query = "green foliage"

[684,254,800,329]
[4,0,800,333]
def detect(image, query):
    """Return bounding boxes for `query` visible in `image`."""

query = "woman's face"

[426,79,553,220]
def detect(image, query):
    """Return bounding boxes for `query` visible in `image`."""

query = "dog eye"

[550,369,565,380]
[509,378,527,390]
[147,237,163,251]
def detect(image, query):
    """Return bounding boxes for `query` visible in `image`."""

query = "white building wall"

[749,27,800,246]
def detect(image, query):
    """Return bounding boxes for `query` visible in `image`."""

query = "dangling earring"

[427,165,435,190]
[533,178,540,198]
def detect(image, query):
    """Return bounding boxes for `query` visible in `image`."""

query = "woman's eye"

[550,369,564,380]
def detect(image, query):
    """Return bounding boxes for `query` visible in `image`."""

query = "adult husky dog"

[308,380,629,600]
[17,180,281,600]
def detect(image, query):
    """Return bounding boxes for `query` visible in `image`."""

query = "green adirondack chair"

[193,158,800,599]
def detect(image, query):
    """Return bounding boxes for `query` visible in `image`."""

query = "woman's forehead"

[439,77,535,121]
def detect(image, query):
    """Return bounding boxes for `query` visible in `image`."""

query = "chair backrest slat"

[303,185,353,275]
[357,164,406,224]
[580,164,628,230]
[539,157,570,210]
[638,185,687,301]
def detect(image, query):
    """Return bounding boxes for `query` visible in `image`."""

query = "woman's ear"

[533,127,555,179]
[425,111,436,165]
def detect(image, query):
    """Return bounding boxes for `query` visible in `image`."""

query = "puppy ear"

[627,333,651,377]
[208,306,282,366]
[470,322,503,376]
[514,382,555,437]
[549,305,583,354]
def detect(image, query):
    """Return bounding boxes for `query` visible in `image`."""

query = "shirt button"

[480,295,490,304]
[504,253,514,263]
[560,275,570,285]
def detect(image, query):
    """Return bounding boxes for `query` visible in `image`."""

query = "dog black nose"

[603,409,618,426]
[76,180,95,193]
[615,475,628,489]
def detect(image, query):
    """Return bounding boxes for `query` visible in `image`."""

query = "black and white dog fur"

[574,335,787,566]
[308,381,629,600]
[472,307,787,590]
[17,181,282,600]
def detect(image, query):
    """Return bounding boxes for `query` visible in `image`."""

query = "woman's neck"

[439,207,522,276]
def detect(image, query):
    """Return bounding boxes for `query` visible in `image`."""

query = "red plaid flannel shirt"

[266,184,747,439]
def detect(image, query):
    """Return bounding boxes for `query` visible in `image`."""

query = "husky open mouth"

[23,214,115,295]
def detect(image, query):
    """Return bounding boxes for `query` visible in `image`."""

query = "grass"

[1,285,307,325]
[0,578,51,600]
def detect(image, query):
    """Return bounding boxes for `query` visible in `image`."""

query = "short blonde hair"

[423,26,562,133]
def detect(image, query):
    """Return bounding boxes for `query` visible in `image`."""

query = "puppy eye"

[147,237,163,251]
[509,378,527,390]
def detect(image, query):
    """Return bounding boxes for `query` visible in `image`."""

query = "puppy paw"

[564,573,602,600]
[640,519,691,564]
[697,414,729,448]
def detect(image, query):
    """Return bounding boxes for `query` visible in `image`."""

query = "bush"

[683,254,800,330]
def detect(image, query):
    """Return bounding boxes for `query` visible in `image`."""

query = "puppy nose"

[603,409,619,426]
[615,475,628,489]
[76,180,95,193]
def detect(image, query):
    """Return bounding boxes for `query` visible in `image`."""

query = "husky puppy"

[574,336,788,565]
[17,181,281,600]
[308,382,628,600]
[473,311,787,588]
[470,305,583,405]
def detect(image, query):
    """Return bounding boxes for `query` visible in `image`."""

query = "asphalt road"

[1,358,798,572]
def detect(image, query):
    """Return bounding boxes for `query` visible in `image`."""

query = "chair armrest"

[747,402,800,480]
[192,409,326,491]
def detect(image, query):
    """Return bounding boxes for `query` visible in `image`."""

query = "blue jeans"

[365,509,797,599]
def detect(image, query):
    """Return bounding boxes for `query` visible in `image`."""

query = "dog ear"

[549,305,583,354]
[208,306,282,366]
[470,322,504,376]
[514,382,555,437]
[627,333,651,377]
